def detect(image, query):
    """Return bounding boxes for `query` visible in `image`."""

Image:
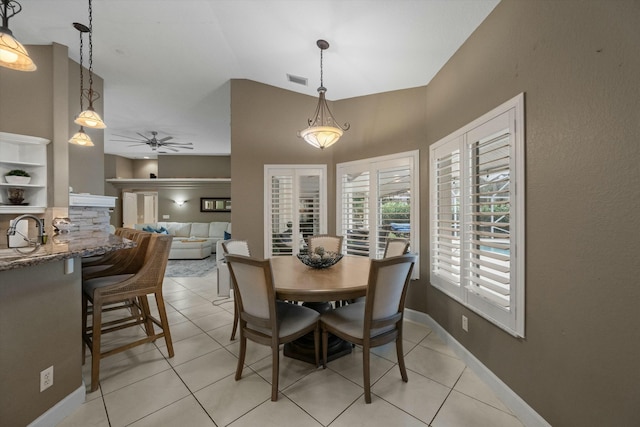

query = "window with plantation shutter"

[265,166,326,257]
[337,151,419,278]
[430,93,525,337]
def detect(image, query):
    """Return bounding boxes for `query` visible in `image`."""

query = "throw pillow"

[224,231,231,240]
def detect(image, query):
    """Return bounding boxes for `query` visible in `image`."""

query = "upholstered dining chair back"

[226,255,273,320]
[225,254,320,401]
[222,239,251,257]
[383,238,410,258]
[307,234,344,254]
[367,254,415,322]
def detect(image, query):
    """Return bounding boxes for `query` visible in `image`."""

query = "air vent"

[287,74,308,86]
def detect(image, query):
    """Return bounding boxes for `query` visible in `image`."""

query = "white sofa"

[133,221,231,258]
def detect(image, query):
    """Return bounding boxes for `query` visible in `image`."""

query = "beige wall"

[0,259,82,426]
[231,80,334,255]
[230,1,640,425]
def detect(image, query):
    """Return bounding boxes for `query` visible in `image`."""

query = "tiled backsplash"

[68,206,112,232]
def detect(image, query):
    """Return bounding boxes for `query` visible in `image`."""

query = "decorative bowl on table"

[297,247,343,269]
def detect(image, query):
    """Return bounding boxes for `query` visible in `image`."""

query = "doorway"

[122,191,158,227]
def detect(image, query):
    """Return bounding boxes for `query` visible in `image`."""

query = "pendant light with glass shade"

[74,0,106,130]
[298,39,349,149]
[0,0,36,71]
[69,22,94,147]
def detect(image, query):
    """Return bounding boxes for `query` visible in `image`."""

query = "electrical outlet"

[462,315,469,332]
[40,366,53,392]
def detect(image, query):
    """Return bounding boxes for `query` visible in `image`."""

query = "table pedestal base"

[283,302,352,364]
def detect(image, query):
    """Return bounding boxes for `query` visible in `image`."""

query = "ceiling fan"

[111,131,194,152]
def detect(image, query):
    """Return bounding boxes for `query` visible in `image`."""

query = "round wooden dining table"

[269,255,371,364]
[270,255,371,302]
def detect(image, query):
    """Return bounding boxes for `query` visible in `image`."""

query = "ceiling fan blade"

[127,143,149,147]
[112,139,144,143]
[136,132,153,142]
[163,146,179,152]
[158,136,173,142]
[164,142,193,146]
[112,134,141,140]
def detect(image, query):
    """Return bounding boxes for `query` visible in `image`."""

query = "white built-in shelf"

[0,132,50,215]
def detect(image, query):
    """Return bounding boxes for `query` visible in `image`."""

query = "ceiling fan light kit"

[298,39,349,149]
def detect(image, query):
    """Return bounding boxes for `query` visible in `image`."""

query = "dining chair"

[383,238,410,258]
[307,234,344,254]
[221,239,250,340]
[82,233,174,392]
[225,254,320,401]
[320,253,416,403]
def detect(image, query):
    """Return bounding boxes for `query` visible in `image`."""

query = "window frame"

[264,165,327,257]
[336,150,420,279]
[429,93,525,337]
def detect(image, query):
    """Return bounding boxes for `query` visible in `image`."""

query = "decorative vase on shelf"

[7,187,25,204]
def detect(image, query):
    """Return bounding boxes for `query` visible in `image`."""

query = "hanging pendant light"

[0,0,36,71]
[69,22,94,147]
[74,0,106,129]
[298,39,349,149]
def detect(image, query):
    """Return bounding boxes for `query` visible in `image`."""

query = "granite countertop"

[0,231,135,272]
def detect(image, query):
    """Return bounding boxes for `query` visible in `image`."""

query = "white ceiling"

[10,0,499,158]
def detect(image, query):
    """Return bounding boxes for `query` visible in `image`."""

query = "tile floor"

[59,269,525,427]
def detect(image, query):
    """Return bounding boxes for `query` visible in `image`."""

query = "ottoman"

[169,239,212,259]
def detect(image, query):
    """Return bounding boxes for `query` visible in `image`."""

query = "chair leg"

[155,292,174,358]
[314,324,320,368]
[138,296,155,338]
[271,344,279,401]
[235,334,246,381]
[363,343,372,403]
[230,298,238,340]
[81,293,88,362]
[396,337,408,382]
[90,296,103,392]
[321,328,328,369]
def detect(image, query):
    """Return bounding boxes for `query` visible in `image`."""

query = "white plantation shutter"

[337,151,419,278]
[430,93,524,337]
[265,166,326,257]
[340,169,370,257]
[465,128,512,308]
[431,138,462,296]
[376,164,412,258]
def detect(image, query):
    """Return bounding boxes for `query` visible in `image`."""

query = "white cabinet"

[0,132,50,214]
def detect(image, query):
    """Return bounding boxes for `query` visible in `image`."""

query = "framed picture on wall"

[201,197,231,212]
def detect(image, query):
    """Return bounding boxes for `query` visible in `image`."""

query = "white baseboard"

[28,385,85,427]
[404,309,551,427]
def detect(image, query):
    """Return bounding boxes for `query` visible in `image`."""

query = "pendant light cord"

[79,30,84,112]
[87,0,95,102]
